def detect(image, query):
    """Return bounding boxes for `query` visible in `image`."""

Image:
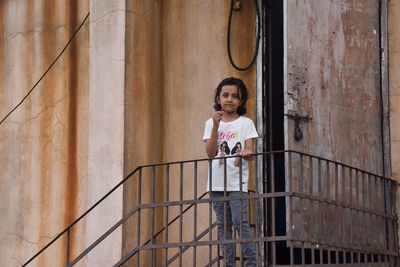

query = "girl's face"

[217,85,242,114]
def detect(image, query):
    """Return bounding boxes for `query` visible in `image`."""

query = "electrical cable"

[227,0,261,71]
[0,12,90,126]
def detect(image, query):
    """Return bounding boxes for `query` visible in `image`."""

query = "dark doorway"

[262,0,287,264]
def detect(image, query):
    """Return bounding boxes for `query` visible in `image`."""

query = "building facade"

[0,0,399,266]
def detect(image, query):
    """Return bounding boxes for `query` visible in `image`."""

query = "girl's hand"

[213,109,224,128]
[238,149,254,161]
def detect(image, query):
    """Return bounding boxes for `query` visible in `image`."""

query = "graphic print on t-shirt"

[218,131,238,142]
[203,116,258,192]
[231,142,242,166]
[219,141,230,165]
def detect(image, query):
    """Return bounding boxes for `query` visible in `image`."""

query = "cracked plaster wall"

[0,1,89,266]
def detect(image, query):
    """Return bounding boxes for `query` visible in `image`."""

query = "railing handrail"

[23,149,398,266]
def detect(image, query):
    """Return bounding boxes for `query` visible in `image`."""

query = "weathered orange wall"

[0,1,89,266]
[0,0,257,265]
[122,0,257,265]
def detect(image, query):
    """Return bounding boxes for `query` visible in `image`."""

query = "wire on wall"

[227,0,261,71]
[0,12,90,126]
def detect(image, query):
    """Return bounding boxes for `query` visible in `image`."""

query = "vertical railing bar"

[383,178,389,251]
[392,181,400,255]
[393,181,398,254]
[208,159,213,266]
[179,162,183,267]
[382,177,390,252]
[271,153,276,266]
[298,154,303,267]
[367,173,371,250]
[301,246,305,266]
[341,166,345,248]
[239,157,243,267]
[165,164,169,267]
[254,154,260,266]
[335,164,339,248]
[151,166,156,267]
[327,248,331,265]
[326,161,330,248]
[311,247,314,265]
[66,228,70,266]
[137,167,142,267]
[394,204,400,257]
[319,248,322,266]
[382,179,386,251]
[386,180,391,253]
[288,152,293,241]
[223,157,227,267]
[336,249,339,266]
[193,161,197,267]
[355,170,360,252]
[309,157,314,242]
[349,169,353,250]
[373,175,378,250]
[361,172,365,250]
[263,152,268,265]
[350,249,353,264]
[317,158,321,244]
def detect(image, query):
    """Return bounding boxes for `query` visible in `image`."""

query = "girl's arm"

[239,138,255,161]
[205,111,224,157]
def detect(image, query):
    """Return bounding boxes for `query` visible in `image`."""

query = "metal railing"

[23,150,399,266]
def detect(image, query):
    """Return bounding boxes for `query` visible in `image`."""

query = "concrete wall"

[86,0,125,265]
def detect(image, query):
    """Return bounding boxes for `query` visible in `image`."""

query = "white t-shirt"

[203,116,258,191]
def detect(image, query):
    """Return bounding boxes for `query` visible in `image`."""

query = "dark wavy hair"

[213,77,248,115]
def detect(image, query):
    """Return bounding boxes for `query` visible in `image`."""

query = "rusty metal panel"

[284,0,382,174]
[284,0,387,256]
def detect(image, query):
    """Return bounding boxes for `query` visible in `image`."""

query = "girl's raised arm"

[205,110,224,157]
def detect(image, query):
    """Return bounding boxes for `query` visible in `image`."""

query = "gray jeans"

[211,191,257,267]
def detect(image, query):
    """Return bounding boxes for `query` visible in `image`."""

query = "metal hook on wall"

[284,113,312,141]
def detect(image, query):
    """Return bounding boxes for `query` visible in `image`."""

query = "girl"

[203,77,258,267]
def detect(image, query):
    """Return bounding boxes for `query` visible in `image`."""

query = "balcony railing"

[23,150,399,266]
